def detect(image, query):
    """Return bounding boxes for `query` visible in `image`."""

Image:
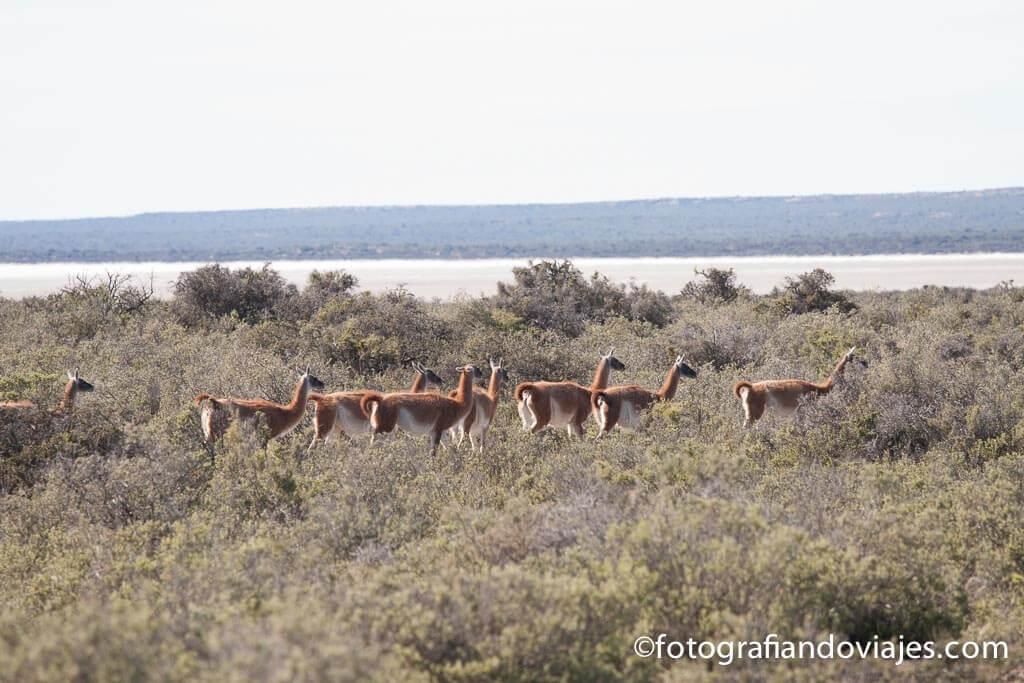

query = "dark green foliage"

[770,268,857,315]
[494,260,673,336]
[1,263,1022,680]
[296,269,358,314]
[171,263,298,326]
[681,267,750,305]
[310,287,455,373]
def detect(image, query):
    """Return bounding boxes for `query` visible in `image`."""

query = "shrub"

[770,268,856,315]
[681,267,750,305]
[309,287,455,373]
[172,263,298,326]
[23,273,155,341]
[292,269,359,319]
[494,260,672,336]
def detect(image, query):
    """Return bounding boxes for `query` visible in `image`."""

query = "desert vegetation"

[1,261,1022,680]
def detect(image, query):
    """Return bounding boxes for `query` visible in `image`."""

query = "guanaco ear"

[605,347,615,358]
[67,369,75,380]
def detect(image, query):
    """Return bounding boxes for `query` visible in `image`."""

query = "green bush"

[494,260,673,336]
[171,263,298,326]
[769,268,857,315]
[681,267,750,305]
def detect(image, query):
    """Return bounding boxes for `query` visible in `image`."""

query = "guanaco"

[361,364,483,455]
[514,348,625,438]
[592,355,697,435]
[306,362,444,451]
[448,357,508,451]
[733,346,862,426]
[195,366,325,444]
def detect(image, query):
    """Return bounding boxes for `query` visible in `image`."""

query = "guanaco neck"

[410,372,426,392]
[832,352,852,378]
[286,376,311,415]
[454,369,473,408]
[59,379,77,413]
[816,353,852,393]
[590,357,611,391]
[487,368,503,401]
[656,365,681,401]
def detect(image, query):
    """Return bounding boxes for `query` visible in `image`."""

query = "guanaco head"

[300,365,326,392]
[67,368,95,393]
[602,347,626,371]
[454,364,485,380]
[489,357,510,384]
[844,346,869,368]
[673,355,698,379]
[413,361,446,387]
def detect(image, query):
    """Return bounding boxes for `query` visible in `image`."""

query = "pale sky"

[2,1,1022,220]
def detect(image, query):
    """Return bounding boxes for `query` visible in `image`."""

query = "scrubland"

[1,262,1022,681]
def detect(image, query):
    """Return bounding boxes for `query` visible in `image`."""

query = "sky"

[1,0,1022,220]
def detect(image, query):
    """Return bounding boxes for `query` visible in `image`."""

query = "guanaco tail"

[592,355,697,435]
[514,348,625,439]
[306,361,444,451]
[733,346,864,426]
[361,364,483,455]
[194,365,325,444]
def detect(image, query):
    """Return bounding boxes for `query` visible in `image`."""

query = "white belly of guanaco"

[338,404,370,435]
[617,402,641,429]
[548,400,574,427]
[397,407,436,435]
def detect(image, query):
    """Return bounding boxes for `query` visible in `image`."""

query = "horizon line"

[3,185,1022,225]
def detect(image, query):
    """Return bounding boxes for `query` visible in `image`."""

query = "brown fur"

[361,365,482,454]
[592,356,697,435]
[0,400,37,409]
[514,349,624,438]
[306,368,439,451]
[195,370,322,444]
[734,347,858,426]
[448,358,507,451]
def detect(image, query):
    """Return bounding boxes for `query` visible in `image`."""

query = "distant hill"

[2,188,1023,262]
